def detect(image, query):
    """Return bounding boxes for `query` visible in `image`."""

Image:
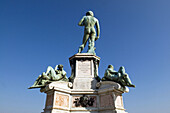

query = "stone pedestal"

[41,81,72,113]
[41,53,129,113]
[97,81,129,113]
[69,53,100,90]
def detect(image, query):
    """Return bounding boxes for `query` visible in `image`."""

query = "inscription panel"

[55,93,69,108]
[77,60,92,76]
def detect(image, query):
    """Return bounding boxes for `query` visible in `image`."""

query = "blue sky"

[0,0,170,113]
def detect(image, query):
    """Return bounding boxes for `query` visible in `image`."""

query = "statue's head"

[58,64,63,69]
[86,11,94,17]
[108,65,114,70]
[118,66,125,73]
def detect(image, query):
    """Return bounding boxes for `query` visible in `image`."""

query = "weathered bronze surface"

[78,11,100,54]
[102,65,135,88]
[29,64,68,89]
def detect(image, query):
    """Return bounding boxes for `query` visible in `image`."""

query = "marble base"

[41,81,128,113]
[41,81,71,113]
[41,53,128,113]
[97,81,128,113]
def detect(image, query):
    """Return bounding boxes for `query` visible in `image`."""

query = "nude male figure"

[78,11,100,53]
[28,64,68,89]
[102,65,135,88]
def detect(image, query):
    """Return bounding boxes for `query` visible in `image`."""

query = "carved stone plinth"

[41,81,128,113]
[41,81,71,113]
[41,54,129,113]
[97,81,129,113]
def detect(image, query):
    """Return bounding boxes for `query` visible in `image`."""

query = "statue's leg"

[82,34,90,48]
[123,74,135,87]
[89,28,96,48]
[46,66,62,81]
[107,74,118,81]
[119,79,126,87]
[83,28,91,46]
[42,72,51,80]
[31,75,41,86]
[87,34,96,53]
[79,33,90,53]
[88,39,92,48]
[90,34,95,48]
[124,74,132,84]
[42,66,54,80]
[117,73,126,87]
[50,69,61,81]
[45,66,53,75]
[29,75,43,88]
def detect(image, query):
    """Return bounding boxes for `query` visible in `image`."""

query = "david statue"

[78,11,100,54]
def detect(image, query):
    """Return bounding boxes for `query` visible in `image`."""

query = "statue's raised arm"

[78,11,100,54]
